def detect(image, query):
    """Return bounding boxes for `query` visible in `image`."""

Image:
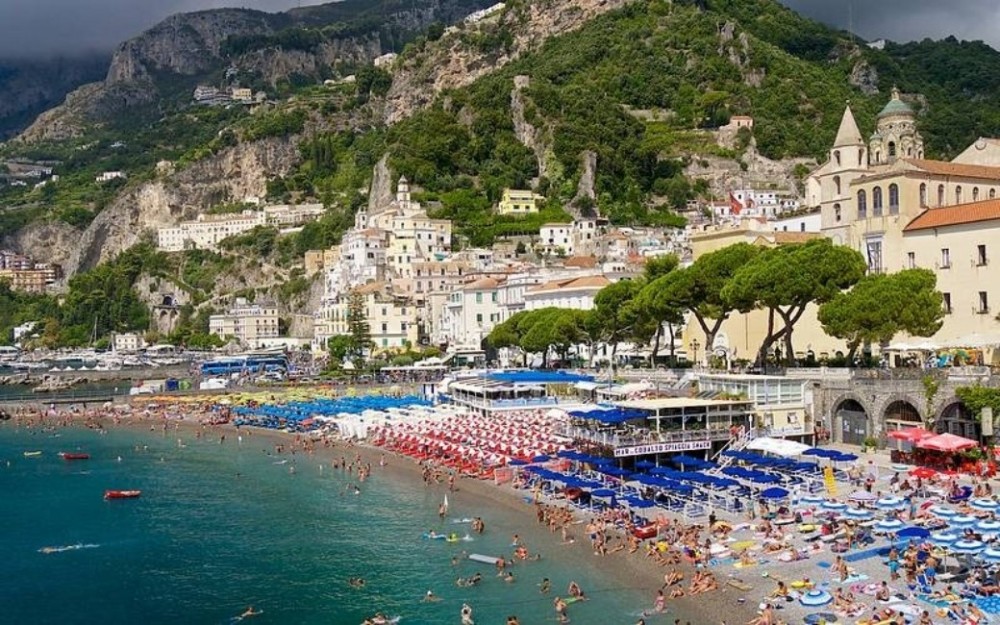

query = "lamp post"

[689,338,700,368]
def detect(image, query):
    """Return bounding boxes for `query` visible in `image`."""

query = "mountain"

[0,54,109,140]
[16,0,495,142]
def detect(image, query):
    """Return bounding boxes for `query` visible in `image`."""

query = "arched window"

[938,184,945,206]
[919,183,927,207]
[907,147,913,156]
[858,149,864,166]
[973,187,980,201]
[956,186,963,204]
[875,151,881,163]
[857,190,867,219]
[889,184,899,215]
[873,186,883,217]
[888,141,897,158]
[834,150,841,167]
[834,203,842,222]
[991,189,997,199]
[833,175,841,195]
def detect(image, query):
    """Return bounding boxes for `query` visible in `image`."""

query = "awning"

[746,437,811,458]
[574,381,601,391]
[887,427,934,443]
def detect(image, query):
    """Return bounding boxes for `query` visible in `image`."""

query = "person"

[423,590,441,602]
[568,581,583,598]
[460,603,474,625]
[918,609,933,625]
[875,580,891,602]
[240,606,261,619]
[504,571,515,583]
[506,618,520,625]
[653,589,666,613]
[539,577,552,594]
[553,597,569,623]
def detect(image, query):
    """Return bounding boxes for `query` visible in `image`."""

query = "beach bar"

[563,397,756,460]
[446,370,594,414]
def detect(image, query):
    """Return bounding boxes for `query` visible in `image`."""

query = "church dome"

[877,87,914,119]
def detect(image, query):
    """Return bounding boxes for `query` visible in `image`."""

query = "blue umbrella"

[635,460,657,470]
[761,487,790,500]
[803,614,839,625]
[981,547,1000,564]
[897,526,930,539]
[930,505,957,518]
[978,520,1000,536]
[800,590,833,607]
[532,455,551,463]
[950,514,978,528]
[874,519,905,533]
[800,495,826,505]
[832,453,858,462]
[930,531,959,546]
[951,539,986,555]
[591,489,616,498]
[843,507,873,520]
[821,501,847,511]
[971,498,1000,512]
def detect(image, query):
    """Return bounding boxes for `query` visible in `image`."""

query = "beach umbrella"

[950,514,979,528]
[635,460,656,470]
[929,531,959,547]
[843,507,873,520]
[951,539,986,555]
[977,520,1000,536]
[971,498,1000,512]
[876,496,907,511]
[848,490,877,503]
[981,547,1000,564]
[874,519,905,534]
[832,453,858,463]
[803,614,839,625]
[821,500,847,511]
[929,505,957,518]
[909,466,937,479]
[800,495,826,505]
[800,589,833,607]
[761,487,790,500]
[891,464,911,472]
[897,526,930,539]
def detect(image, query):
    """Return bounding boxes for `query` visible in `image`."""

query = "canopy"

[887,427,934,443]
[746,437,812,458]
[917,432,978,452]
[760,487,790,500]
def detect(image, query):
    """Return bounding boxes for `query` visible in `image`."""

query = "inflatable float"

[468,553,501,565]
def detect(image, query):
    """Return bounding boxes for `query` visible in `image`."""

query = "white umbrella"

[981,547,1000,564]
[874,519,905,534]
[849,490,877,502]
[977,520,1000,537]
[821,501,847,511]
[930,531,959,547]
[971,498,999,512]
[800,495,826,505]
[800,590,833,607]
[843,507,873,520]
[950,515,978,528]
[951,539,986,555]
[929,505,957,518]
[876,496,907,511]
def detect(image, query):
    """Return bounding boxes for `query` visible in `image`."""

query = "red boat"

[104,490,141,500]
[60,452,90,460]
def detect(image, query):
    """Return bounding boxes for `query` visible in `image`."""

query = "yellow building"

[497,189,543,215]
[902,198,1000,349]
[322,282,420,351]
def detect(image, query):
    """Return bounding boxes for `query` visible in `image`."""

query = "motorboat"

[104,490,141,499]
[59,452,90,460]
[23,450,42,457]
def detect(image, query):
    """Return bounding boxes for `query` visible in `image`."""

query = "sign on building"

[613,440,712,457]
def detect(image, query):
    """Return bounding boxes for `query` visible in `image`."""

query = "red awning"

[887,427,934,443]
[916,432,978,452]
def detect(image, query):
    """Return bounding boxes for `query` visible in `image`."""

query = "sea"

[0,424,653,625]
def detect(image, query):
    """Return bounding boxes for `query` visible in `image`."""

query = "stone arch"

[831,393,872,446]
[936,400,981,441]
[882,398,922,433]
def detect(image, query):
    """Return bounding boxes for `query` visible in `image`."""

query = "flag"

[729,192,743,215]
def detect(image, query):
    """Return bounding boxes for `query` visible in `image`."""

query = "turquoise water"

[0,425,651,625]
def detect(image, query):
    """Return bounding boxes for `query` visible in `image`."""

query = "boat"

[104,490,141,500]
[59,452,90,460]
[23,451,42,457]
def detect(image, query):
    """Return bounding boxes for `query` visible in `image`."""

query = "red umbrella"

[888,427,934,442]
[917,433,978,452]
[909,466,937,479]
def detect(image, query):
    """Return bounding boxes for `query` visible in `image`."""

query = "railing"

[710,426,756,464]
[561,425,733,448]
[450,395,564,410]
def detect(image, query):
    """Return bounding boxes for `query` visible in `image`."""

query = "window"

[888,184,899,215]
[381,307,387,316]
[857,190,867,219]
[476,313,483,323]
[943,293,952,314]
[858,148,864,166]
[888,141,896,158]
[956,186,963,204]
[938,184,945,206]
[907,252,916,269]
[834,204,841,222]
[491,292,498,302]
[833,175,841,195]
[381,323,387,333]
[919,183,927,207]
[940,248,951,269]
[865,238,883,274]
[800,223,806,232]
[834,150,841,166]
[978,244,988,266]
[475,293,483,304]
[974,187,981,201]
[382,338,388,347]
[979,291,990,314]
[872,187,883,216]
[992,189,997,200]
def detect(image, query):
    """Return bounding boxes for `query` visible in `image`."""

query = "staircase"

[708,427,757,471]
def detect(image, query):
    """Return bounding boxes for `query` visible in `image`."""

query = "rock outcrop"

[64,137,300,276]
[1,221,81,272]
[510,75,551,179]
[367,154,395,213]
[850,60,880,96]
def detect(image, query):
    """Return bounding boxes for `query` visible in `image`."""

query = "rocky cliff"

[382,0,638,124]
[64,137,300,276]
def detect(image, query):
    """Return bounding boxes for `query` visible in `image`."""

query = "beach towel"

[836,573,869,585]
[709,557,736,567]
[733,561,758,569]
[727,580,753,591]
[915,593,961,608]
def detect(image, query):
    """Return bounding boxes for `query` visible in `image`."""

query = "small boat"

[104,490,141,500]
[60,452,90,460]
[23,451,42,457]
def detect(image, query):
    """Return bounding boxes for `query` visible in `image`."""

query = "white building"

[465,2,505,23]
[444,277,507,350]
[96,171,126,183]
[539,223,574,256]
[523,275,611,311]
[373,53,398,68]
[157,205,324,252]
[112,332,145,352]
[769,210,822,234]
[209,298,280,348]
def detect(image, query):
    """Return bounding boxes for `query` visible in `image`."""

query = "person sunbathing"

[738,550,757,566]
[770,581,789,599]
[661,569,684,588]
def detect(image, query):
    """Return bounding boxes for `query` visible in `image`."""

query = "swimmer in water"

[240,606,261,618]
[423,590,441,602]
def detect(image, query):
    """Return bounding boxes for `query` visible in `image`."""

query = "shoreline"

[3,409,756,625]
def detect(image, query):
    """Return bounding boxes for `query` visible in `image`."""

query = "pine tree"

[346,290,371,369]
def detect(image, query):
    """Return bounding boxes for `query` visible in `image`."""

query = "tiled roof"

[563,256,598,268]
[904,159,1000,180]
[527,275,611,293]
[771,232,822,244]
[461,277,503,291]
[904,198,1000,232]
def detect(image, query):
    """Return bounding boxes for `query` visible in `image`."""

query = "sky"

[0,0,996,59]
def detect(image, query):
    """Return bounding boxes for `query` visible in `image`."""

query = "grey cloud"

[0,0,327,59]
[779,0,1000,49]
